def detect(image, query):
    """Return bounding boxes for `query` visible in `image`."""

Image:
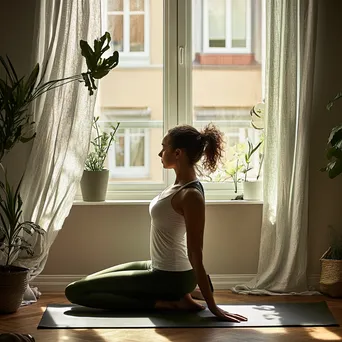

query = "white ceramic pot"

[243,180,263,201]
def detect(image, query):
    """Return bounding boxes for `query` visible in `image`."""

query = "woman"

[65,124,247,322]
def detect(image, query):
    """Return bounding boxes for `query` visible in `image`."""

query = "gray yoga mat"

[38,302,338,328]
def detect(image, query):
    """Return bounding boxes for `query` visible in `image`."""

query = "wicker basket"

[319,247,342,297]
[0,265,29,314]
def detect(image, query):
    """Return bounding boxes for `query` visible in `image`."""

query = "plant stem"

[257,153,265,180]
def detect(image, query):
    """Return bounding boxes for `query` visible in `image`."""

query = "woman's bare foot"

[191,288,205,300]
[155,293,206,311]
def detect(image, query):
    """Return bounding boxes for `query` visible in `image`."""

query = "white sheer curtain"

[232,0,319,294]
[13,0,101,300]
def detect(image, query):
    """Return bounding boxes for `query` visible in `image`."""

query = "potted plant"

[0,32,119,313]
[319,92,342,297]
[80,116,120,201]
[241,102,265,200]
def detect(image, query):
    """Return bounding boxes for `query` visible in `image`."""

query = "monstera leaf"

[80,32,119,95]
[0,31,119,161]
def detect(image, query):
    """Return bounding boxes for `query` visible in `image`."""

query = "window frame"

[74,0,263,202]
[202,0,252,54]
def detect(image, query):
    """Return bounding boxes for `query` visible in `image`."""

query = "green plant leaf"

[327,92,342,111]
[24,63,39,100]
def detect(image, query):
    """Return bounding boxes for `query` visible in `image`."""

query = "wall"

[1,0,342,287]
[0,0,37,185]
[308,0,342,272]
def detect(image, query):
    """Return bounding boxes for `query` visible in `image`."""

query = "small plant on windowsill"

[224,149,244,199]
[241,138,263,182]
[241,102,265,200]
[80,117,120,202]
[84,116,120,171]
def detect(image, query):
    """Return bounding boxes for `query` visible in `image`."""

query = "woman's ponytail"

[201,123,225,173]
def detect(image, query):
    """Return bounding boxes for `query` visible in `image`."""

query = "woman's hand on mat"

[209,305,248,322]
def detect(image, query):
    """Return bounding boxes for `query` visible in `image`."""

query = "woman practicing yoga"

[65,124,247,322]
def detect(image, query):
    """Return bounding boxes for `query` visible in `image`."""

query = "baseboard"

[31,273,321,293]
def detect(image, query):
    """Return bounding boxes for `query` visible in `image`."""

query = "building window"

[103,0,150,65]
[203,0,252,53]
[101,107,151,179]
[109,128,149,178]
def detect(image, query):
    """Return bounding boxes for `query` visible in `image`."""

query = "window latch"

[178,46,184,65]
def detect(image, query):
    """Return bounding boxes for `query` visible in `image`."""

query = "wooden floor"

[1,291,342,342]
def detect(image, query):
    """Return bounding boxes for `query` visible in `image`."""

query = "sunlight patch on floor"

[307,327,341,341]
[251,327,288,334]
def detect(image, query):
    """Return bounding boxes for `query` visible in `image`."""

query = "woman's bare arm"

[181,189,247,322]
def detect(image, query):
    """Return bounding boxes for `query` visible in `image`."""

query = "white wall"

[1,0,342,284]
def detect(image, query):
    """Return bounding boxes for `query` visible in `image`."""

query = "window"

[203,0,252,53]
[101,107,152,179]
[83,0,264,201]
[103,0,150,65]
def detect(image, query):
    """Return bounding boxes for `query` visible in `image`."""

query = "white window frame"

[102,0,150,66]
[108,128,150,178]
[203,0,252,53]
[75,0,264,202]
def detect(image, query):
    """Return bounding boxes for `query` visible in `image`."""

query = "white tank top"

[149,180,203,272]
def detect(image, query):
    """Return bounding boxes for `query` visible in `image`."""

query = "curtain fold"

[12,0,101,301]
[232,0,319,295]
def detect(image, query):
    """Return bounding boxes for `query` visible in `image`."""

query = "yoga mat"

[38,302,338,329]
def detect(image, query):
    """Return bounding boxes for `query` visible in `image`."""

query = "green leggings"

[65,260,197,310]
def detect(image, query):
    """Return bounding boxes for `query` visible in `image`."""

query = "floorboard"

[0,291,341,342]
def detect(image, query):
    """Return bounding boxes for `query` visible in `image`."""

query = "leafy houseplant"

[0,32,119,313]
[0,166,45,268]
[84,116,120,171]
[319,92,342,297]
[321,92,342,179]
[80,117,120,202]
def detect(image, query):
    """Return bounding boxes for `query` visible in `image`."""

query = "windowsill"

[73,199,263,206]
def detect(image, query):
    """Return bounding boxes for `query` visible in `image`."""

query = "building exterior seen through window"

[98,0,263,189]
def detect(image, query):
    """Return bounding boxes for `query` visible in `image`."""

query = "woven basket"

[0,265,29,314]
[319,247,342,297]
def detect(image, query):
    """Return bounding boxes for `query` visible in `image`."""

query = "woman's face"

[158,135,177,169]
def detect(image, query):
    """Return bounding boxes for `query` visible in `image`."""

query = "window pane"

[100,0,164,183]
[108,15,124,51]
[130,0,144,11]
[208,0,226,48]
[193,0,263,182]
[231,0,247,48]
[108,0,123,11]
[130,15,144,52]
[130,133,145,167]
